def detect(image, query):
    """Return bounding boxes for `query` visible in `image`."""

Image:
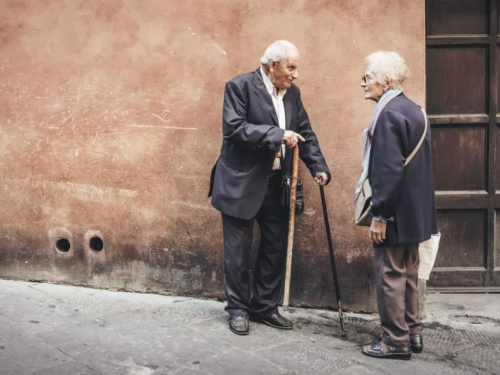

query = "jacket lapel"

[253,69,279,126]
[284,93,292,130]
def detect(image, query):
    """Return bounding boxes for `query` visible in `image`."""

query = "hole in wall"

[89,236,104,252]
[55,238,71,253]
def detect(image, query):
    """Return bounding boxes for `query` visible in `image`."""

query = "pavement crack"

[55,347,102,374]
[190,314,227,326]
[36,334,102,375]
[254,338,299,352]
[26,284,61,302]
[453,314,500,324]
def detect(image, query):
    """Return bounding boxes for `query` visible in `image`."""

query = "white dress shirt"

[260,67,287,160]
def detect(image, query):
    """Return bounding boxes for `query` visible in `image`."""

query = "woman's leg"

[373,245,410,347]
[404,244,422,335]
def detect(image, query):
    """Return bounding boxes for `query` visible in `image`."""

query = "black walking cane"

[318,182,347,340]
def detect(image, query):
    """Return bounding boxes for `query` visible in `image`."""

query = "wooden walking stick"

[283,145,299,311]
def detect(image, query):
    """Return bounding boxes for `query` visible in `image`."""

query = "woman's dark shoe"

[410,334,423,353]
[229,316,249,335]
[362,340,412,360]
[250,313,293,330]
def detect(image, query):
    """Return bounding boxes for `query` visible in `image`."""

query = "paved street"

[0,280,499,375]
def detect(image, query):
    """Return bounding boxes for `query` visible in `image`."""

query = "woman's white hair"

[260,40,299,66]
[365,51,409,90]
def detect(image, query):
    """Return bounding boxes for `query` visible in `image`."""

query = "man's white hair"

[260,40,299,66]
[365,51,409,90]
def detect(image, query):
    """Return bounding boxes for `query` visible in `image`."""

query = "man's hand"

[370,219,387,245]
[314,172,329,186]
[283,130,305,148]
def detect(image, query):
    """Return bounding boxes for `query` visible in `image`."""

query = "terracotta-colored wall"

[0,0,424,312]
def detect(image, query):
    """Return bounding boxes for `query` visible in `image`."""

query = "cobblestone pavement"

[0,280,499,375]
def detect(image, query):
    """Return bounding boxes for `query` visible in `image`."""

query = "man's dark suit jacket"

[209,68,330,220]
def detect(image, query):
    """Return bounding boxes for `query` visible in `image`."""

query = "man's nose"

[292,70,299,79]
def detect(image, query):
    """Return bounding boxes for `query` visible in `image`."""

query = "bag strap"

[405,108,428,166]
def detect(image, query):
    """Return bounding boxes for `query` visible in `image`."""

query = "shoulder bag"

[354,108,428,226]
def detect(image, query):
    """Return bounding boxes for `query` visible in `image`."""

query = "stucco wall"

[0,0,425,312]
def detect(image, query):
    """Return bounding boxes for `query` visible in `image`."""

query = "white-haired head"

[260,40,299,67]
[365,51,409,90]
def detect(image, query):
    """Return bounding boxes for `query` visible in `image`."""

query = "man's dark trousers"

[222,173,288,318]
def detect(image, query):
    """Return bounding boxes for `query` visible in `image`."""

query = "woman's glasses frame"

[361,74,374,85]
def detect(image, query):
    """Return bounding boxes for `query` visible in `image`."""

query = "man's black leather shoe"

[362,340,412,360]
[410,334,423,353]
[251,313,293,330]
[229,316,249,335]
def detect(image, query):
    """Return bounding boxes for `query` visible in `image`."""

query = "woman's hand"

[370,218,387,244]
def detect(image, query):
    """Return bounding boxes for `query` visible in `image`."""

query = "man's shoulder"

[226,71,257,86]
[287,82,301,98]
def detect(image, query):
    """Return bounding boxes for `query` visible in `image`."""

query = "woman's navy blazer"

[368,94,438,245]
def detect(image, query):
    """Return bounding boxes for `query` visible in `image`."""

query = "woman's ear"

[384,77,393,91]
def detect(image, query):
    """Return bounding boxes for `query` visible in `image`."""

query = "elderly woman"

[358,51,438,360]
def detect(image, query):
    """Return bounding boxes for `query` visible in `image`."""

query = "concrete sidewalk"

[0,280,499,375]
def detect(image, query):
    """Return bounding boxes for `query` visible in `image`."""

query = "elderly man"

[209,40,331,335]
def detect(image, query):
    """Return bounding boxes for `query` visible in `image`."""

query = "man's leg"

[373,245,410,347]
[222,213,254,318]
[404,244,421,335]
[251,174,289,317]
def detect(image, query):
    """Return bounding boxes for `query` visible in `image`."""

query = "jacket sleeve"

[369,109,408,219]
[295,89,331,179]
[222,81,284,152]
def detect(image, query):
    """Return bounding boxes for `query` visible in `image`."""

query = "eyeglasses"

[361,75,374,84]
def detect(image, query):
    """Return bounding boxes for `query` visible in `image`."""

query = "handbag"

[281,174,305,215]
[354,108,429,226]
[354,178,372,226]
[418,232,441,280]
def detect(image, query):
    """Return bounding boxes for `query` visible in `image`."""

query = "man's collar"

[259,66,286,98]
